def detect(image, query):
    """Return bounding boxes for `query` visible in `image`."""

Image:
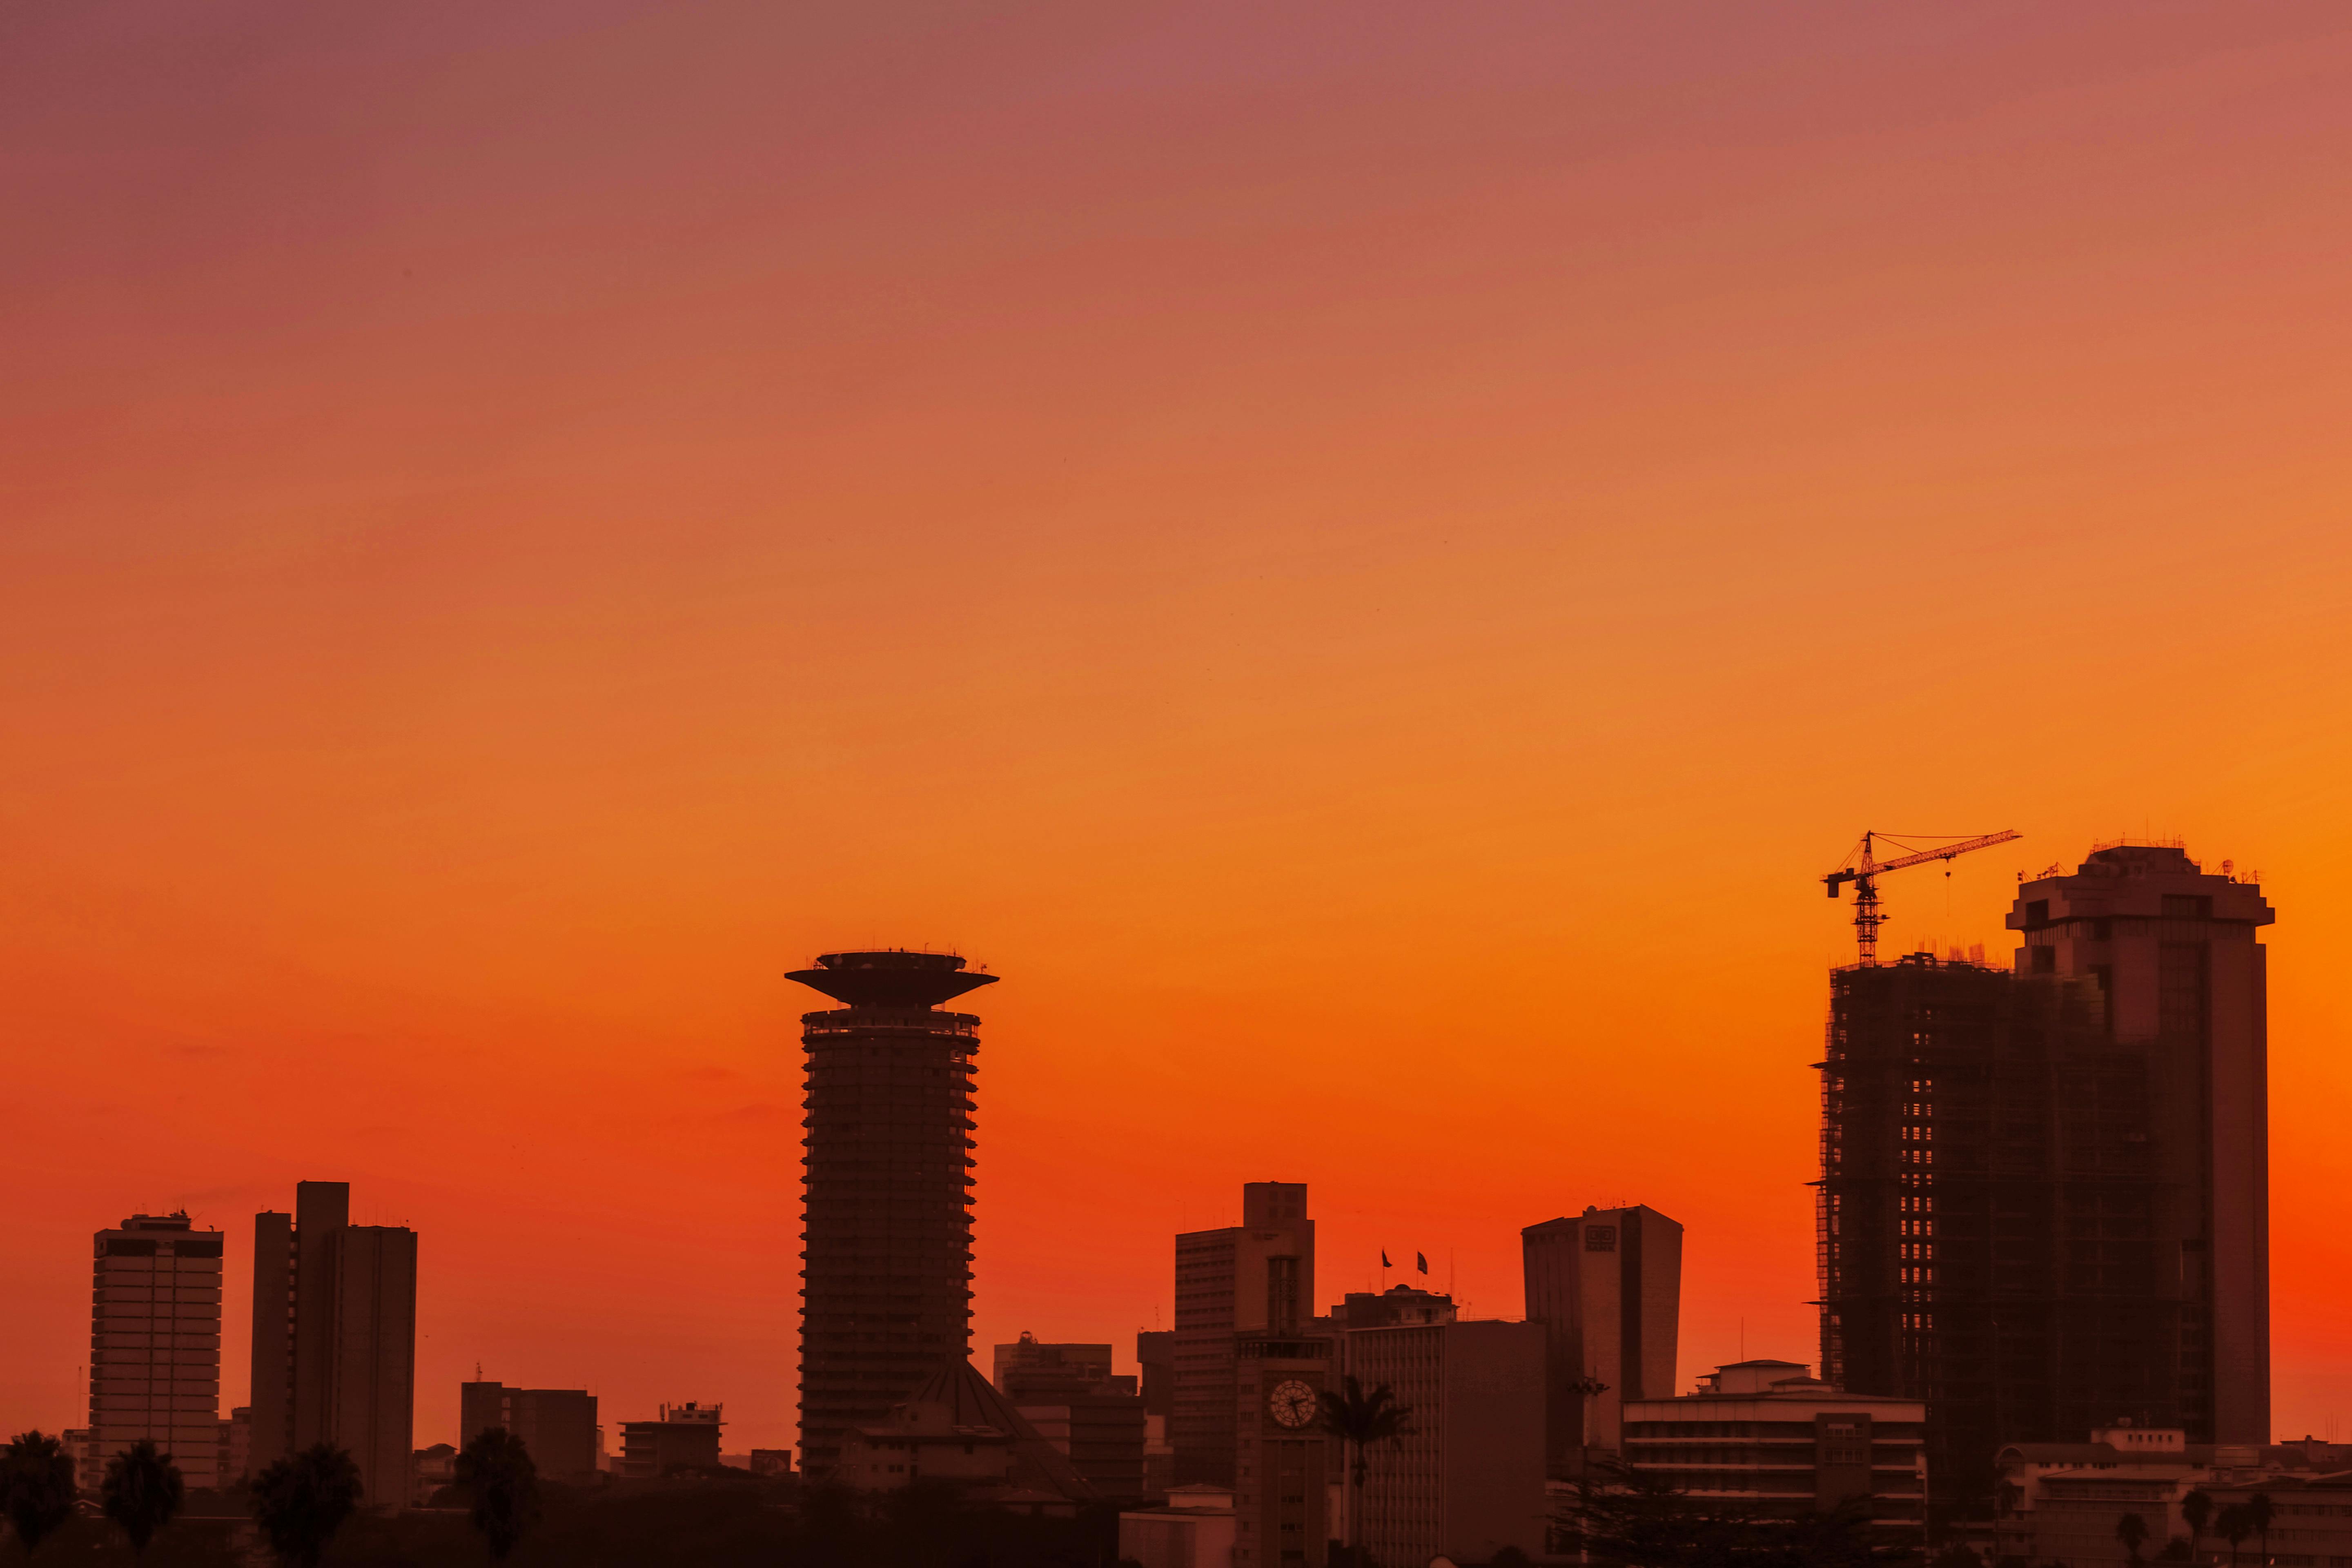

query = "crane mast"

[1823,829,2022,966]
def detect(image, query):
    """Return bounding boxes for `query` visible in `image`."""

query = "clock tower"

[1232,1330,1334,1568]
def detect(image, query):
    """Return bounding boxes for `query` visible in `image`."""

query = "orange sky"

[5,2,2351,1452]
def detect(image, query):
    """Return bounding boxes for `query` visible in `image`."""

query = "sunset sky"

[5,1,2352,1452]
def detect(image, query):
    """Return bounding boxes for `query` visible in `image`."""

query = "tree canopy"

[250,1443,365,1568]
[0,1430,79,1556]
[100,1441,185,1557]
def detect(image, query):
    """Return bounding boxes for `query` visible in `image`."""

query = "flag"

[1380,1250,1391,1267]
[1416,1252,1429,1274]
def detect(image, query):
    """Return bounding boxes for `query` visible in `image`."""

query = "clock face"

[1269,1379,1319,1428]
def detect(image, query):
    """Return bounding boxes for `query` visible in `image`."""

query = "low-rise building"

[1993,1427,2352,1566]
[1120,1483,1241,1568]
[748,1448,793,1477]
[2193,1470,2352,1568]
[1620,1360,1924,1536]
[412,1443,457,1505]
[618,1402,722,1479]
[835,1358,1094,1515]
[461,1382,600,1483]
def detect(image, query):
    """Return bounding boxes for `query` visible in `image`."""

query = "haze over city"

[4,3,2351,1564]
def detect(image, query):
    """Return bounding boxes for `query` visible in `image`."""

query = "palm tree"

[1,1430,79,1556]
[101,1441,185,1559]
[2217,1502,2253,1568]
[2183,1488,2214,1564]
[2247,1493,2274,1567]
[1316,1376,1414,1568]
[455,1427,541,1562]
[250,1443,364,1568]
[2117,1510,2152,1566]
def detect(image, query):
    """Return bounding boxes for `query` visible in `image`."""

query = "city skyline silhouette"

[4,0,2349,1476]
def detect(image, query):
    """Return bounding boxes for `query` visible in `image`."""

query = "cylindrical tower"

[788,949,996,1477]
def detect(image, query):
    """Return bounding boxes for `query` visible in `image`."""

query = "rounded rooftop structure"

[786,950,998,1010]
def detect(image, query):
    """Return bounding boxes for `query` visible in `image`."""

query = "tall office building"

[789,950,997,1478]
[1172,1181,1314,1487]
[247,1181,418,1510]
[460,1382,600,1483]
[89,1213,224,1490]
[1521,1204,1682,1475]
[1817,843,2274,1521]
[2013,844,2272,1446]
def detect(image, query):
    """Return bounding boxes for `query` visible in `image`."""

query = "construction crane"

[1823,829,2022,966]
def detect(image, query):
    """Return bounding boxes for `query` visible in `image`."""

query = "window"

[2025,900,2049,926]
[2162,895,2212,920]
[2030,947,2056,974]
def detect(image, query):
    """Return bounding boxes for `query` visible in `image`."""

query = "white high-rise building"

[90,1213,224,1490]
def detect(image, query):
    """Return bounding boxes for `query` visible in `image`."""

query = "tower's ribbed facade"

[789,950,995,1477]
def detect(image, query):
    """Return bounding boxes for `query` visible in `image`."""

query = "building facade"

[1344,1319,1549,1568]
[1173,1182,1314,1487]
[993,1334,1116,1399]
[833,1359,1094,1511]
[618,1402,722,1478]
[89,1213,223,1491]
[1991,1426,2352,1567]
[789,950,996,1478]
[1119,1485,1241,1568]
[1522,1204,1683,1474]
[1232,1330,1335,1568]
[2009,843,2274,1446]
[1620,1360,1925,1534]
[1138,1329,1177,1495]
[247,1180,418,1509]
[460,1381,600,1483]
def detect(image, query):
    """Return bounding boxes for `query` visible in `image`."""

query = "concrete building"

[247,1181,418,1510]
[1232,1327,1336,1568]
[1120,1484,1241,1568]
[618,1402,722,1479]
[1344,1318,1549,1568]
[747,1448,793,1477]
[994,1334,1115,1399]
[993,1332,1147,1498]
[835,1358,1094,1513]
[412,1443,457,1505]
[459,1382,600,1483]
[62,1430,96,1497]
[1522,1204,1682,1475]
[788,950,996,1478]
[2010,843,2274,1446]
[1819,845,2275,1523]
[223,1407,250,1487]
[88,1213,224,1491]
[1621,1360,1925,1534]
[1991,1425,2352,1567]
[1174,1181,1313,1487]
[1138,1329,1177,1496]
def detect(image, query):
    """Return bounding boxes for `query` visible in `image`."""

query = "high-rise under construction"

[1817,842,2272,1523]
[788,949,996,1478]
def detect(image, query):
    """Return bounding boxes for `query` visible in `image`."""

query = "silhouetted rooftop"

[787,950,998,1009]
